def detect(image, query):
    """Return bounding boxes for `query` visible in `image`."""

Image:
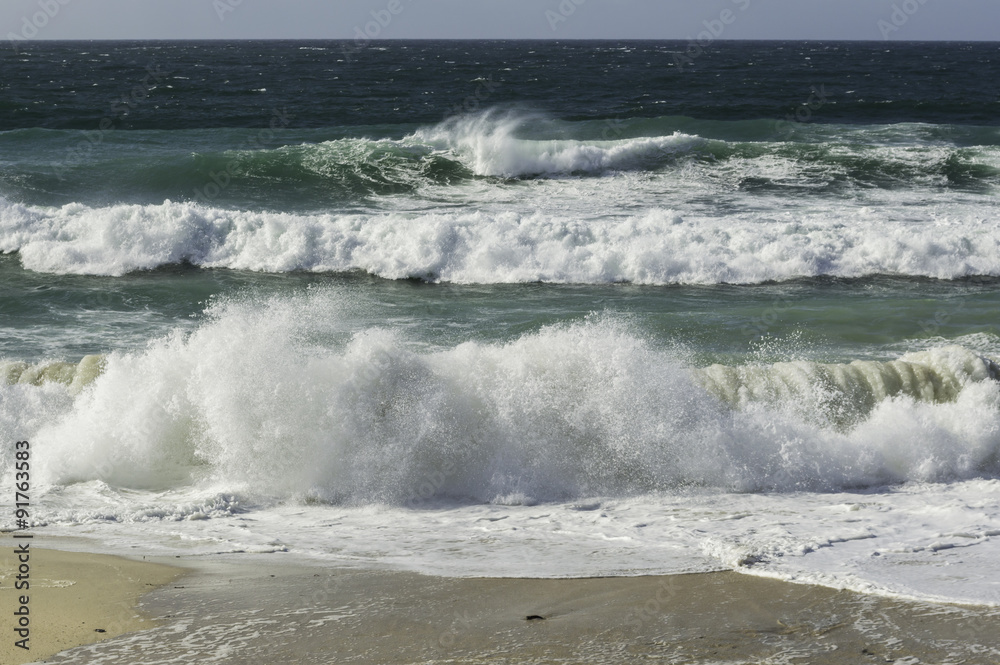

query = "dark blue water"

[2,40,999,131]
[1,40,998,360]
[0,39,994,366]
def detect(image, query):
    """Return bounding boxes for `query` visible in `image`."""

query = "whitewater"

[3,289,1000,605]
[1,111,998,282]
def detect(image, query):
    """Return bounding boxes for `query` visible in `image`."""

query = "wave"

[414,111,1000,187]
[2,113,997,211]
[411,110,705,177]
[0,133,473,208]
[3,292,1000,504]
[696,348,1000,429]
[0,113,710,207]
[3,197,1000,282]
[188,137,473,200]
[1,356,104,395]
[577,116,1000,147]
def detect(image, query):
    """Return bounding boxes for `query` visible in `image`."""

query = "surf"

[411,109,705,177]
[3,195,1000,283]
[4,293,1000,505]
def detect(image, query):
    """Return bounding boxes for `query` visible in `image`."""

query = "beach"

[6,542,999,664]
[0,541,181,665]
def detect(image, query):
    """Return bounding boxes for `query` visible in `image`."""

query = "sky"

[2,0,999,42]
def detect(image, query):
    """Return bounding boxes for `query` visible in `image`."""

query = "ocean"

[2,40,1000,606]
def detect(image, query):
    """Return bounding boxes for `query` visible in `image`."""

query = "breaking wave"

[3,197,1000,282]
[411,110,704,177]
[3,292,1000,505]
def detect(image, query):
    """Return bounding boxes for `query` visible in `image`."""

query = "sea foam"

[5,291,1000,506]
[411,110,703,177]
[3,197,1000,282]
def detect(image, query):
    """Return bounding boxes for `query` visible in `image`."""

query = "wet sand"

[0,542,182,665]
[16,548,1000,665]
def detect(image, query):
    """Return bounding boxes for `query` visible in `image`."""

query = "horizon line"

[8,37,1000,43]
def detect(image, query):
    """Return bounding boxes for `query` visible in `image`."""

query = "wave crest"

[7,294,1000,502]
[696,346,1000,428]
[3,197,1000,282]
[1,355,104,395]
[413,110,704,177]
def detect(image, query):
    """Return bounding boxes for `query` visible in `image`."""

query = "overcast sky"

[3,0,999,42]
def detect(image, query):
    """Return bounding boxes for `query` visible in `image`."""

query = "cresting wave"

[413,111,1000,185]
[411,111,705,177]
[3,196,1000,282]
[5,113,996,210]
[695,349,1000,428]
[201,137,473,199]
[4,292,1000,505]
[1,355,104,395]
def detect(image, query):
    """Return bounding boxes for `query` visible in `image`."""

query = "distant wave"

[411,110,704,177]
[413,108,998,187]
[2,110,997,282]
[1,113,996,210]
[3,296,1000,502]
[3,197,1000,282]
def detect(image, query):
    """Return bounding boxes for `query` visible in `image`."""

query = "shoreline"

[6,543,999,664]
[0,539,184,665]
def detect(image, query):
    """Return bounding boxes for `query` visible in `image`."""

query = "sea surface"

[2,40,1000,606]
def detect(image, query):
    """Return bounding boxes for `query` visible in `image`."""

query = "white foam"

[3,197,1000,283]
[4,294,999,503]
[28,481,1000,606]
[411,110,703,177]
[5,294,1000,604]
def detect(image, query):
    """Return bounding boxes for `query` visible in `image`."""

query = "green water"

[2,253,996,365]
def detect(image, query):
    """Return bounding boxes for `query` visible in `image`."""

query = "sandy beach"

[4,540,999,664]
[0,541,182,665]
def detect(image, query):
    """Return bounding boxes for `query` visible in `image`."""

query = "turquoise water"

[2,249,997,363]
